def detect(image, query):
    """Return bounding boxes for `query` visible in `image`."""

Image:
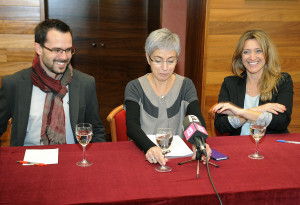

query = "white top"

[24,85,75,146]
[240,94,260,135]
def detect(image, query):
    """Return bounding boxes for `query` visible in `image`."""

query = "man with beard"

[0,19,106,146]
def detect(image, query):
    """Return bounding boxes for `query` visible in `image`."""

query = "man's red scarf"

[31,55,73,145]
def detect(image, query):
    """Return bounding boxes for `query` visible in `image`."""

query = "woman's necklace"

[150,74,173,99]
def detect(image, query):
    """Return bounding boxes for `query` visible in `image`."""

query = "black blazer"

[215,72,294,135]
[0,67,106,146]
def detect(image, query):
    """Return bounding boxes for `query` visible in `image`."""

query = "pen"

[17,161,46,166]
[277,140,300,144]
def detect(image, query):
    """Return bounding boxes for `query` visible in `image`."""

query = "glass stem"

[82,145,87,162]
[161,151,166,167]
[254,140,259,155]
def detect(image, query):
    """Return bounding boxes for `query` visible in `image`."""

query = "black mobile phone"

[211,148,229,161]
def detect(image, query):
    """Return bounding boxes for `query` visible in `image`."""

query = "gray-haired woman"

[124,28,211,166]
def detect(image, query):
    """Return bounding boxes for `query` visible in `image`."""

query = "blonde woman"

[212,30,293,135]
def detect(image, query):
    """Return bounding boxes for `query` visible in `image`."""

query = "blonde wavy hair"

[231,30,282,101]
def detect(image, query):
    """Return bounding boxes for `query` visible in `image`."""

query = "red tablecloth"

[0,133,300,204]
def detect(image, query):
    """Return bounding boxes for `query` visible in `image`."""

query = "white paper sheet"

[147,135,193,158]
[23,148,59,165]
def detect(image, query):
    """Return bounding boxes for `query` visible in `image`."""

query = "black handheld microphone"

[182,115,208,157]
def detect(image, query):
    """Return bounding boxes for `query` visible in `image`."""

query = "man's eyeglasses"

[148,54,178,66]
[41,45,76,55]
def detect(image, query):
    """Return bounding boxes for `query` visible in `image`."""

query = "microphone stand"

[178,149,219,179]
[178,155,219,167]
[196,149,201,178]
[180,149,202,178]
[178,149,223,205]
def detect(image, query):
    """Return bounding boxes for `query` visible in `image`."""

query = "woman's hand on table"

[146,146,168,166]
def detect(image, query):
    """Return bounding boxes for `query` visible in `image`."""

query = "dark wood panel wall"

[204,0,300,135]
[46,0,161,141]
[185,0,207,112]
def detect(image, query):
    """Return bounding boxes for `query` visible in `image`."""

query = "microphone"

[182,115,208,157]
[181,115,223,204]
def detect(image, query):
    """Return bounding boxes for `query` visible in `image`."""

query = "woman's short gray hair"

[145,28,180,57]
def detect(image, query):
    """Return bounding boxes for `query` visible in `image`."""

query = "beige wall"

[161,0,187,76]
[204,0,300,135]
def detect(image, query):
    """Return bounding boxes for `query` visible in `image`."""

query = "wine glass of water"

[248,120,266,160]
[76,123,93,167]
[155,128,173,172]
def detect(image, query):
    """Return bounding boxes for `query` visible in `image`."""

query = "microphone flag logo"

[195,123,208,135]
[184,123,196,140]
[184,122,208,141]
